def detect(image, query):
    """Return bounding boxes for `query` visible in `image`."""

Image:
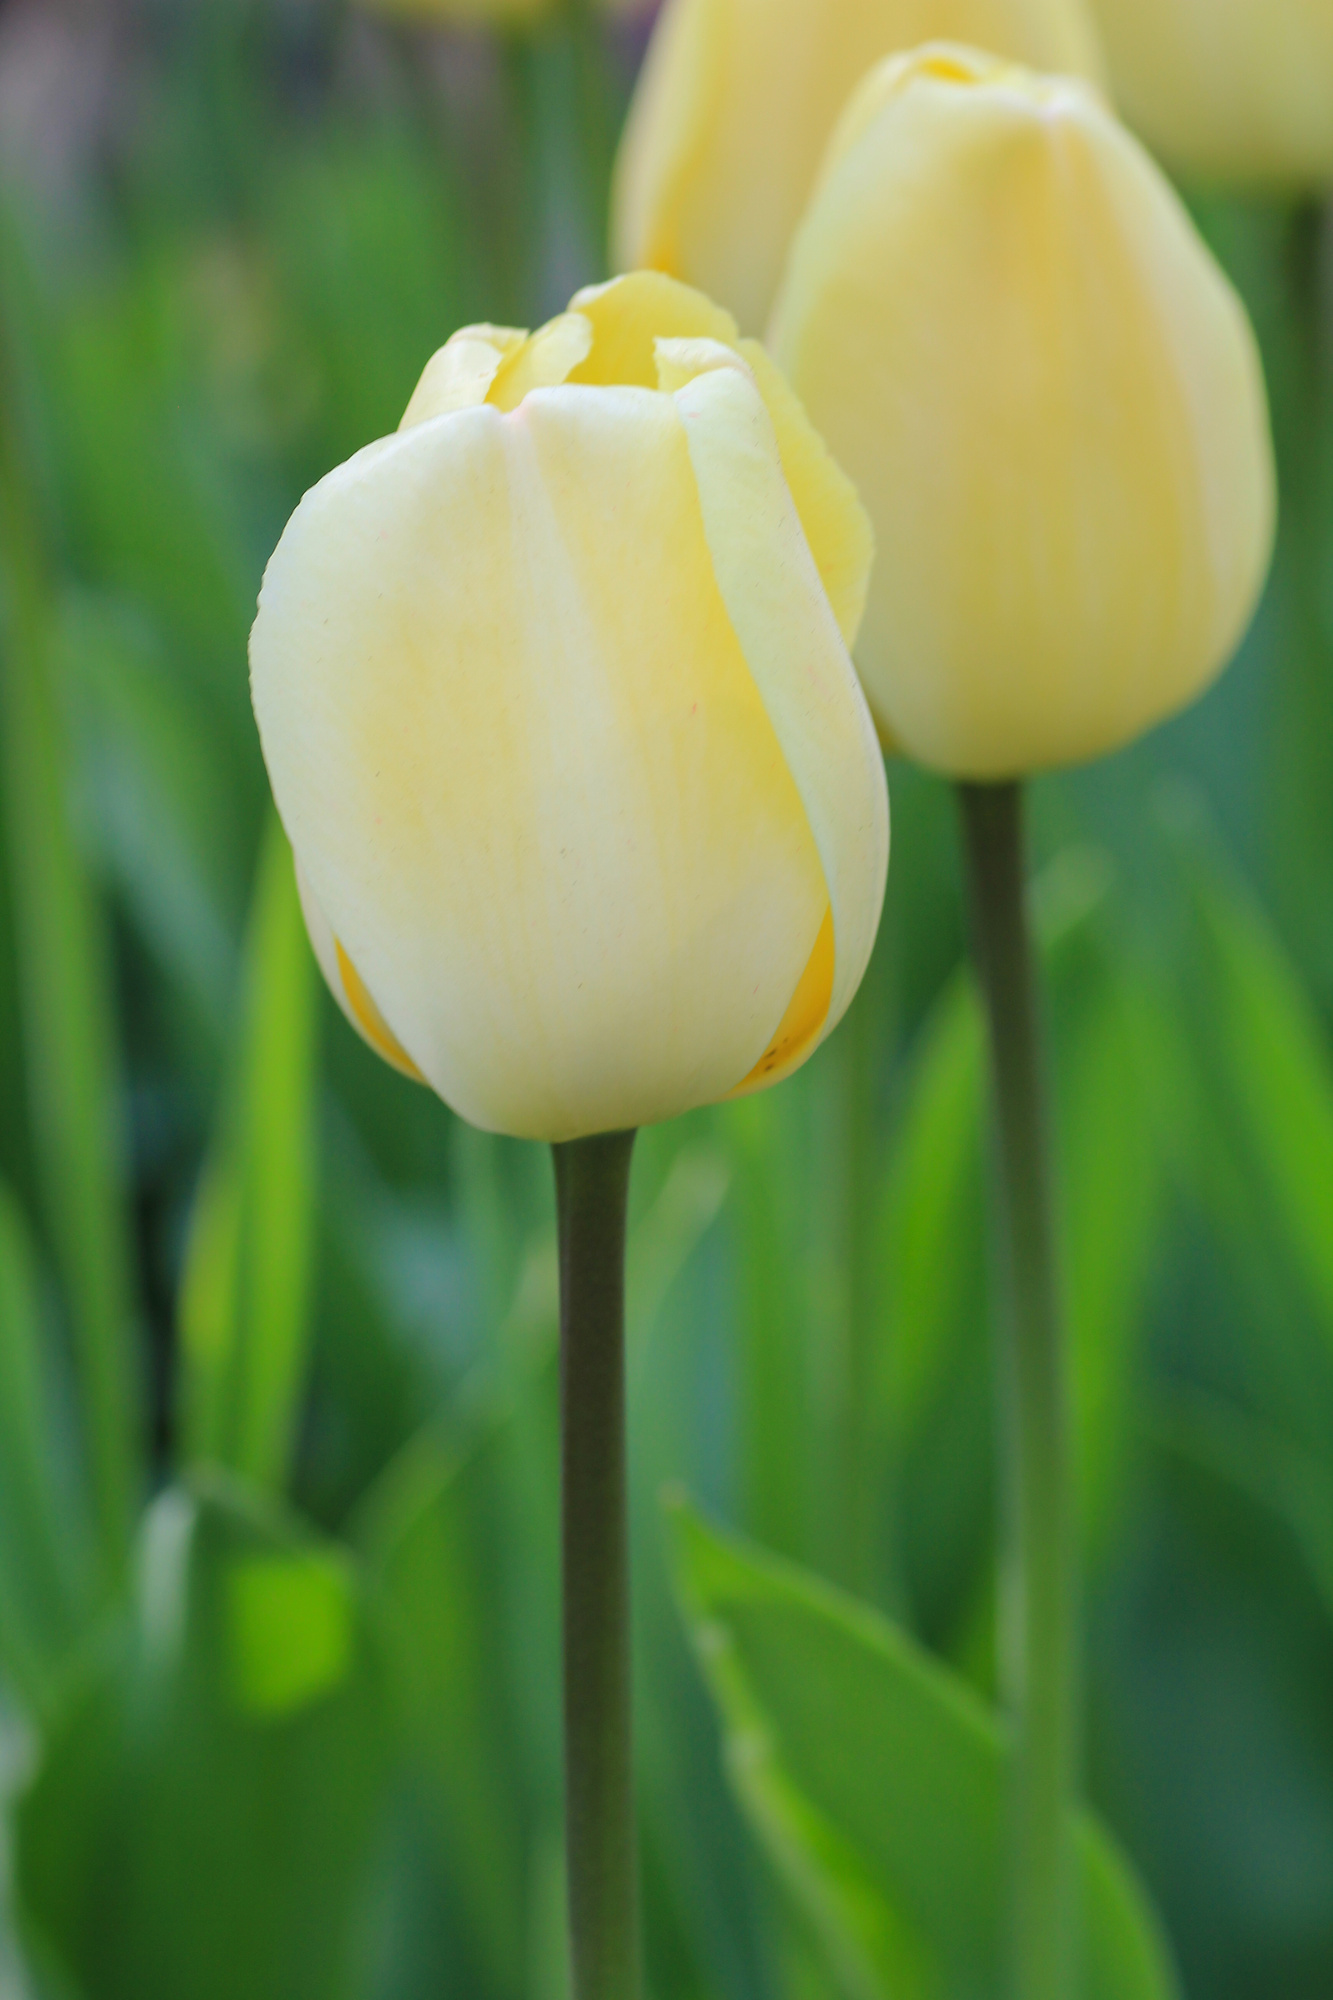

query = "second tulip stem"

[957,781,1076,2000]
[552,1129,642,2000]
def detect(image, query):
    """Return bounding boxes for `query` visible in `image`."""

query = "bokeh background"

[0,3,1331,1997]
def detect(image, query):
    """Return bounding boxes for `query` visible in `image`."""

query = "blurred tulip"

[612,0,1104,333]
[250,273,888,1142]
[770,45,1276,779]
[1089,0,1333,188]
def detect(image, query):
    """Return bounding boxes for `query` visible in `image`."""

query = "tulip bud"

[250,274,888,1142]
[1088,0,1333,188]
[612,0,1105,334]
[769,46,1276,779]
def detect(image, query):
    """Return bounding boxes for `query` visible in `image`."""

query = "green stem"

[552,1129,642,2000]
[957,781,1076,2000]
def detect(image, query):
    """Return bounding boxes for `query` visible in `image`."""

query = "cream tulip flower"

[250,273,888,1144]
[1089,0,1333,187]
[612,0,1105,334]
[769,45,1276,779]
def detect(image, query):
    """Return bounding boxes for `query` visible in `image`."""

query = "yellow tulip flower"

[250,273,888,1143]
[1089,0,1333,187]
[612,0,1105,334]
[770,46,1276,779]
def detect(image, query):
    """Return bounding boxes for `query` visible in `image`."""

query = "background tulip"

[612,0,1105,334]
[250,273,888,1146]
[770,45,1276,780]
[1088,0,1333,188]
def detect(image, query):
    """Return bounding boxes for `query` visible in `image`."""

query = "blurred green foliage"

[0,3,1331,1997]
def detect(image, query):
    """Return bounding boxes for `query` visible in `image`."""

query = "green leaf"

[54,589,245,1046]
[13,1481,390,2000]
[178,813,319,1492]
[877,973,985,1453]
[0,1186,94,1711]
[0,278,141,1583]
[669,1499,1179,2000]
[1172,826,1333,1332]
[358,1427,528,1998]
[1151,1387,1333,1640]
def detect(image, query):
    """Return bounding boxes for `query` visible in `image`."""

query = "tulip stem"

[957,781,1076,2000]
[552,1129,642,2000]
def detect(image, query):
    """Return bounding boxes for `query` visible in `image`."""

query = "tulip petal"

[665,349,889,1068]
[610,0,728,301]
[737,338,873,653]
[489,314,595,410]
[568,270,738,388]
[400,326,527,430]
[252,387,832,1140]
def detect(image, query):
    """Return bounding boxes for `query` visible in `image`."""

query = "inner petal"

[565,270,739,388]
[489,314,594,411]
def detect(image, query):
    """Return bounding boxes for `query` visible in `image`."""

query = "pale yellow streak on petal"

[334,942,426,1081]
[294,858,425,1081]
[566,270,738,387]
[730,904,834,1096]
[400,326,528,430]
[488,314,595,411]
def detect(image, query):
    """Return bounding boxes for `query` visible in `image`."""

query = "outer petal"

[251,389,830,1141]
[771,47,1276,777]
[660,342,889,1068]
[612,0,1105,333]
[736,338,873,653]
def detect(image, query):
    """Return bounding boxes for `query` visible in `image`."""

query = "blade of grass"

[0,1185,92,1709]
[0,236,141,1584]
[178,813,318,1492]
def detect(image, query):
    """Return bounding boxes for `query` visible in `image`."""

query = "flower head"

[769,46,1276,778]
[251,274,888,1141]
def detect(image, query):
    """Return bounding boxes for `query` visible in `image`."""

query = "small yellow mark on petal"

[731,905,835,1096]
[335,940,425,1081]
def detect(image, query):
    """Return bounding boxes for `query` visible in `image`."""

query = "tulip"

[769,45,1276,780]
[250,271,889,1146]
[612,0,1105,334]
[1088,0,1333,188]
